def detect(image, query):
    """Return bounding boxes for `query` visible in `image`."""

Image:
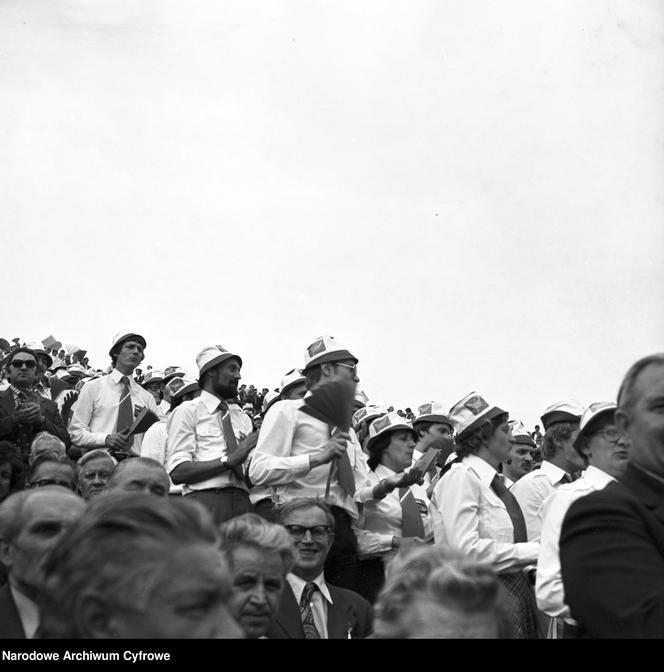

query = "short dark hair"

[617,354,664,414]
[542,422,577,460]
[455,414,508,459]
[4,348,37,381]
[367,432,392,471]
[304,365,323,390]
[277,497,335,530]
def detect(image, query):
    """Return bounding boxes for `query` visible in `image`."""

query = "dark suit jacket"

[560,462,664,638]
[0,583,26,639]
[267,580,373,639]
[0,388,70,453]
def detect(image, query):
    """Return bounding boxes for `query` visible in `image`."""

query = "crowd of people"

[0,330,662,639]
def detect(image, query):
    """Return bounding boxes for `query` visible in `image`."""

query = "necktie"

[328,427,355,497]
[217,403,245,483]
[560,473,573,484]
[491,474,528,543]
[399,487,425,538]
[117,376,134,433]
[299,582,321,639]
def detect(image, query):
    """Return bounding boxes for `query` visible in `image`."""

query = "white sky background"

[2,0,663,426]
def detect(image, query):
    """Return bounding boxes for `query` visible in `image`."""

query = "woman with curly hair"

[431,392,541,638]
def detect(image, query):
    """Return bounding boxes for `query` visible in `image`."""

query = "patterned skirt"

[498,571,543,639]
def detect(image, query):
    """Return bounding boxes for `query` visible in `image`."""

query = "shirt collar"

[464,453,499,487]
[10,585,39,639]
[110,368,129,383]
[582,464,616,488]
[287,572,333,605]
[200,389,224,414]
[539,460,570,484]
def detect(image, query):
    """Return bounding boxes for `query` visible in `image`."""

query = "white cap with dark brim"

[109,331,147,357]
[280,368,306,397]
[414,401,454,428]
[196,345,242,377]
[449,392,508,443]
[541,401,584,431]
[365,412,417,453]
[573,402,616,449]
[508,420,536,447]
[303,335,358,372]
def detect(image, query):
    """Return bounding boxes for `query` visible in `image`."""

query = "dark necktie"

[117,376,134,432]
[560,473,573,484]
[217,403,245,483]
[299,582,321,639]
[399,487,425,538]
[491,474,528,543]
[328,427,355,497]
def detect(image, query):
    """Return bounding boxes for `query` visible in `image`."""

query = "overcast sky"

[2,0,663,426]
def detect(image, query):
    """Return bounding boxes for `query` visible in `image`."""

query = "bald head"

[106,458,170,497]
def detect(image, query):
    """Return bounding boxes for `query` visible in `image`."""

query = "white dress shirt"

[431,454,539,573]
[165,391,253,494]
[535,465,615,619]
[140,419,183,495]
[68,369,158,454]
[355,464,434,559]
[248,399,369,519]
[11,585,39,639]
[287,572,334,639]
[510,461,572,541]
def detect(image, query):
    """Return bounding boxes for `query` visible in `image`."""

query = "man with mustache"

[167,345,256,524]
[69,331,157,460]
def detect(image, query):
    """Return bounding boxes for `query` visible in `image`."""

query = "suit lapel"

[0,583,27,639]
[274,584,305,639]
[327,585,351,639]
[0,390,15,417]
[622,464,664,527]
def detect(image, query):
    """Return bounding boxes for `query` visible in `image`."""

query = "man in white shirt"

[248,335,369,592]
[267,498,373,639]
[536,402,628,636]
[511,401,585,541]
[0,487,85,638]
[68,331,157,459]
[167,345,256,524]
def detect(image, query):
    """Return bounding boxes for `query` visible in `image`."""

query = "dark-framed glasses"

[285,524,331,541]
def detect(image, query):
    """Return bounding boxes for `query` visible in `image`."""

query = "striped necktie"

[299,582,321,639]
[117,376,134,432]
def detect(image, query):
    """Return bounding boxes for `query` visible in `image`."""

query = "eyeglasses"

[594,427,623,444]
[334,363,357,375]
[27,478,76,491]
[284,524,331,541]
[11,360,36,369]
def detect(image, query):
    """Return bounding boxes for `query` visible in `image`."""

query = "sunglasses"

[11,360,36,369]
[284,524,331,541]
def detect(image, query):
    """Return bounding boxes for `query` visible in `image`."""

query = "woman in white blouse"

[431,392,541,638]
[355,412,433,603]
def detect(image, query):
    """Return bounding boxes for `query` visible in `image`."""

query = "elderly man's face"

[109,462,169,497]
[28,462,77,491]
[282,506,334,581]
[227,546,286,639]
[619,363,664,476]
[2,488,85,596]
[78,457,115,500]
[106,544,243,639]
